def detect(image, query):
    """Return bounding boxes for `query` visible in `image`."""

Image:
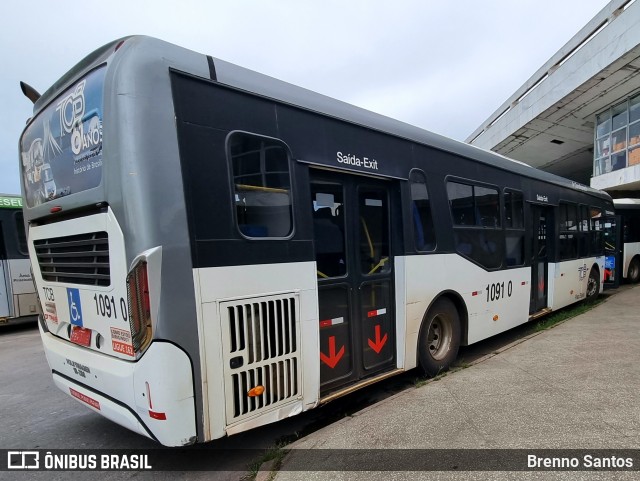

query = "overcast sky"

[0,0,610,194]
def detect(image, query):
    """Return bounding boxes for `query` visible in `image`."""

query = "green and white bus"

[0,194,37,325]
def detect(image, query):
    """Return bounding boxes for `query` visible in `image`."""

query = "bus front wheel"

[418,298,461,377]
[586,268,600,300]
[628,257,640,283]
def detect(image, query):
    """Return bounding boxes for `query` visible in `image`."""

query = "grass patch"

[531,297,605,333]
[245,444,289,481]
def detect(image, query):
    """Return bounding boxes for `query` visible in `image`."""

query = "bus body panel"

[41,327,196,446]
[404,254,531,354]
[623,242,640,279]
[8,258,38,317]
[550,257,604,309]
[28,209,134,360]
[195,262,318,439]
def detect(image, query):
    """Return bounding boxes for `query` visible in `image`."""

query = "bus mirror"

[20,81,41,104]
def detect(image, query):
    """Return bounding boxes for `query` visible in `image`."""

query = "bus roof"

[0,194,23,209]
[32,36,611,202]
[200,40,610,201]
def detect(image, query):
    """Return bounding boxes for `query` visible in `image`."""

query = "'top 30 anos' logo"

[55,80,86,155]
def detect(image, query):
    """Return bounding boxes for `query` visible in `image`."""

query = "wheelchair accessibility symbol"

[66,288,83,327]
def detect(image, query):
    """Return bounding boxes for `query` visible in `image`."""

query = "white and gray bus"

[0,194,37,325]
[19,36,613,446]
[612,198,640,283]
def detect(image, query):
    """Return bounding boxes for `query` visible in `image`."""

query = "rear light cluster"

[127,261,152,353]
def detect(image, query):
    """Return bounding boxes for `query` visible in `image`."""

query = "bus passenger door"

[604,215,621,289]
[310,172,396,396]
[530,206,551,314]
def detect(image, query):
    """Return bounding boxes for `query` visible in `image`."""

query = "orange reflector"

[493,315,499,321]
[248,385,265,397]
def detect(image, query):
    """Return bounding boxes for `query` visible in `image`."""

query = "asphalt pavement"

[270,285,640,481]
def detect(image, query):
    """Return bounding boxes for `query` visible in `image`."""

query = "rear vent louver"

[221,294,301,424]
[34,232,110,286]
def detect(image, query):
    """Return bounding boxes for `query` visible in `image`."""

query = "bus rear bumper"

[51,371,155,441]
[40,327,197,446]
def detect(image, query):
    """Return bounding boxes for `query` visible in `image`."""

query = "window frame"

[503,188,525,267]
[408,168,437,253]
[13,211,29,256]
[446,177,504,270]
[226,130,296,240]
[558,201,579,261]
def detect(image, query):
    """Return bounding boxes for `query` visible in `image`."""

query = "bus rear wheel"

[585,268,600,300]
[628,257,640,283]
[418,298,461,377]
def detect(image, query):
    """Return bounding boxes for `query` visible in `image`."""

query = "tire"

[418,298,461,377]
[585,267,600,301]
[628,257,640,284]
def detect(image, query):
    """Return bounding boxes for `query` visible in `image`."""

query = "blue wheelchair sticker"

[67,288,83,327]
[605,256,615,269]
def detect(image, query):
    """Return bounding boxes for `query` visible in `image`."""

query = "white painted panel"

[7,258,35,295]
[550,257,602,310]
[403,254,531,350]
[196,262,319,439]
[622,242,640,278]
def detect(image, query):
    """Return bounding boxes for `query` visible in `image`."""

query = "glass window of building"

[594,93,640,176]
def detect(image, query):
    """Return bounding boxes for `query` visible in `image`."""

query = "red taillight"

[127,261,152,353]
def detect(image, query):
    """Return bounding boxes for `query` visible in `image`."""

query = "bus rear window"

[20,67,105,208]
[228,133,293,238]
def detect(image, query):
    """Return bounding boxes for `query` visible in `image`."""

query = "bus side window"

[228,133,293,238]
[0,222,6,260]
[409,170,436,252]
[14,212,28,255]
[504,189,524,267]
[590,207,604,256]
[447,180,503,269]
[558,202,579,260]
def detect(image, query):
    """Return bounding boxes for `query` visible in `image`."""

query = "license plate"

[70,326,92,347]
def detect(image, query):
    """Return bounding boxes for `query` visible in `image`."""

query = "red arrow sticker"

[320,335,345,368]
[367,325,388,354]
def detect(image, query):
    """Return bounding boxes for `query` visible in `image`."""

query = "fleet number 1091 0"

[93,293,128,321]
[486,281,513,302]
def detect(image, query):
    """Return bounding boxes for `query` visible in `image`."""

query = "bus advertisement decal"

[44,302,58,324]
[110,327,135,357]
[69,388,101,410]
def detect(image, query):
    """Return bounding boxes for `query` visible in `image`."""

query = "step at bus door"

[310,171,396,396]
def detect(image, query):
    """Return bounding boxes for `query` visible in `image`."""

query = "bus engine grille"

[34,232,110,286]
[221,294,301,423]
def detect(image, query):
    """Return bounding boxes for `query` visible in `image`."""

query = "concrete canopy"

[467,0,640,192]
